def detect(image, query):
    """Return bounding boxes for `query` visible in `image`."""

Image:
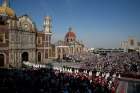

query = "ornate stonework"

[0,0,52,68]
[55,27,84,59]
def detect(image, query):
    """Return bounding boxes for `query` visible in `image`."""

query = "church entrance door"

[22,52,29,62]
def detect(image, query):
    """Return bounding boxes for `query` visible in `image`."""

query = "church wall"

[0,0,54,68]
[0,26,9,47]
[0,26,9,68]
[36,49,43,62]
[0,50,9,68]
[9,49,36,68]
[8,29,36,67]
[36,32,52,63]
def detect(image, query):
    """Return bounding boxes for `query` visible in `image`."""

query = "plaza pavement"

[116,78,140,93]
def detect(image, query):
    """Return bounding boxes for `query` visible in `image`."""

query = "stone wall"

[9,29,36,67]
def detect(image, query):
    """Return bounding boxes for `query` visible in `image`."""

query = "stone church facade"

[55,27,84,59]
[0,0,52,68]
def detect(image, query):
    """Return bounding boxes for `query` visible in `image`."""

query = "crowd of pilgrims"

[0,52,140,93]
[0,68,119,93]
[79,52,140,79]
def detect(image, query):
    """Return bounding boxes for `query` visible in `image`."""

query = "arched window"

[38,52,41,62]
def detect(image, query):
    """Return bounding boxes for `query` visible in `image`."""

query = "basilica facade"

[0,0,52,68]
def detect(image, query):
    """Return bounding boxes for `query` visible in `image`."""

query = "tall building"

[121,37,140,52]
[55,27,84,59]
[0,0,52,68]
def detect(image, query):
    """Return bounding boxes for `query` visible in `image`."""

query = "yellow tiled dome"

[0,6,15,17]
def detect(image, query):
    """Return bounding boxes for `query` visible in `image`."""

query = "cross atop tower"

[69,27,72,32]
[2,0,9,7]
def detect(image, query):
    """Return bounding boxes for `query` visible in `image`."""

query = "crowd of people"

[0,68,119,93]
[0,52,140,93]
[79,52,140,79]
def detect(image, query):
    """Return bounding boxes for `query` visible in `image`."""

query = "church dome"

[65,27,76,42]
[65,31,76,38]
[0,0,15,17]
[0,6,15,17]
[65,27,76,38]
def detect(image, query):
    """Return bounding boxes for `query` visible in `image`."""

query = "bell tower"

[44,16,51,33]
[2,0,8,7]
[43,16,52,60]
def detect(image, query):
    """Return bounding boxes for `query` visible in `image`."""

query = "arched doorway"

[22,52,28,62]
[0,54,4,66]
[38,52,41,62]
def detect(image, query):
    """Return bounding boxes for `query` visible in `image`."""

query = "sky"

[3,0,140,48]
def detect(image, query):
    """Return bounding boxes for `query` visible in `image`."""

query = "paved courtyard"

[116,78,140,93]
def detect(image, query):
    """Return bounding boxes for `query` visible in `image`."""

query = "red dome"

[65,31,76,38]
